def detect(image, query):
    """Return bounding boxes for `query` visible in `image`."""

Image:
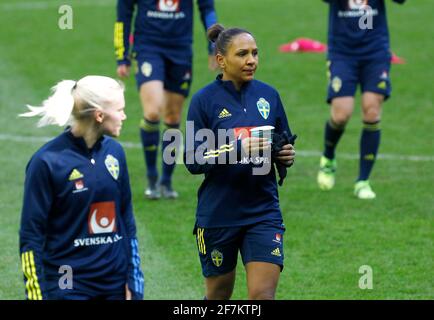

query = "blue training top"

[19,130,144,299]
[115,0,217,65]
[324,0,406,60]
[185,75,292,228]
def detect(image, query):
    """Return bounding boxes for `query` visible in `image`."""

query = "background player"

[317,0,406,199]
[115,0,218,199]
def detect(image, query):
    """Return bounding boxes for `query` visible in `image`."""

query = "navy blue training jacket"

[324,0,406,60]
[115,0,217,65]
[19,130,144,299]
[185,75,293,228]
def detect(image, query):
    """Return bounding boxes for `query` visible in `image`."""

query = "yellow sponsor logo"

[218,108,232,119]
[377,81,387,90]
[68,169,83,181]
[271,248,281,257]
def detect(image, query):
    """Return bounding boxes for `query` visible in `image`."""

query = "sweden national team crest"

[256,98,270,120]
[105,154,120,180]
[332,76,342,93]
[141,62,152,77]
[211,249,223,267]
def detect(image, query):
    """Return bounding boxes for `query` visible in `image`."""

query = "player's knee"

[206,287,233,300]
[164,103,183,124]
[248,288,275,300]
[362,105,381,122]
[331,112,351,126]
[163,114,181,125]
[141,96,164,121]
[144,109,160,122]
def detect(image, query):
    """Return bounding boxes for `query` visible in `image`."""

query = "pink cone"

[391,52,406,64]
[279,38,327,53]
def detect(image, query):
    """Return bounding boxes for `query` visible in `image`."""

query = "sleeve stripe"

[22,253,33,300]
[29,251,43,300]
[114,22,125,60]
[203,147,234,159]
[22,251,42,300]
[196,228,206,255]
[203,143,235,158]
[130,239,144,295]
[197,228,202,254]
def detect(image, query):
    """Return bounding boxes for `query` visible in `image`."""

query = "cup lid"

[249,125,275,132]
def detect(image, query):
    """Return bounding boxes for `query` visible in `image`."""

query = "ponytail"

[206,23,252,56]
[20,76,124,128]
[19,80,76,127]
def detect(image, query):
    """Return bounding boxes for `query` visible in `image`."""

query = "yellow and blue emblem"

[105,154,120,180]
[332,76,342,93]
[256,98,270,120]
[211,249,223,267]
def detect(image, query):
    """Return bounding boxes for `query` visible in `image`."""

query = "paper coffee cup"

[250,125,275,143]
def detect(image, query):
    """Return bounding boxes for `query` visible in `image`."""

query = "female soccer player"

[115,0,218,199]
[185,24,296,300]
[19,76,144,300]
[318,0,406,199]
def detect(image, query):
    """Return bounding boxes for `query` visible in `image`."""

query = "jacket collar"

[215,74,252,95]
[64,127,105,153]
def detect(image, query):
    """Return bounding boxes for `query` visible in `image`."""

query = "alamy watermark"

[359,5,374,30]
[339,1,376,30]
[58,265,73,290]
[58,5,73,30]
[358,265,373,290]
[163,121,274,176]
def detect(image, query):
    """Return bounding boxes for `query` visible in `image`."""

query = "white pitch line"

[1,133,433,162]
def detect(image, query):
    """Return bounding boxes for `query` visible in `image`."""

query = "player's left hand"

[208,55,218,71]
[276,144,295,166]
[125,284,132,300]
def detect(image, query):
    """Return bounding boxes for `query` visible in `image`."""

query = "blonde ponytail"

[20,80,76,127]
[20,76,124,128]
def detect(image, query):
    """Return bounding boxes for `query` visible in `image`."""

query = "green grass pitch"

[0,0,432,299]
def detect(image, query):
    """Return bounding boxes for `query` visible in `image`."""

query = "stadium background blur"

[0,0,432,299]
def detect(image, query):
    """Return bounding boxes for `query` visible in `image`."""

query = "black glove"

[271,131,297,186]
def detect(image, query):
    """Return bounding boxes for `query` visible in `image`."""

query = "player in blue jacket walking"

[19,76,144,300]
[185,24,296,300]
[318,0,406,199]
[115,0,218,199]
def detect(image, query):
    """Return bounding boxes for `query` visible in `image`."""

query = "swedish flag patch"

[211,249,223,267]
[105,154,120,180]
[256,98,270,120]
